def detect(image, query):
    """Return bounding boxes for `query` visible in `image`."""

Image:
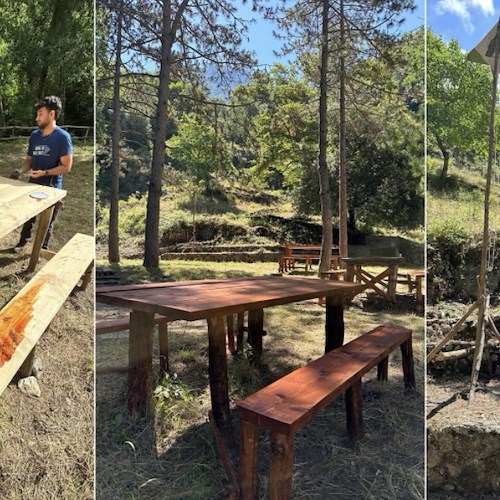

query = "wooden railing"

[0,125,93,141]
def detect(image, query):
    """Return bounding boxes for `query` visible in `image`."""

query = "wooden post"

[226,315,235,353]
[207,316,233,449]
[158,320,169,375]
[79,262,94,291]
[415,274,423,314]
[237,312,245,352]
[27,205,54,272]
[387,265,398,301]
[268,431,294,500]
[325,294,344,352]
[377,357,388,381]
[238,420,259,500]
[345,378,364,442]
[128,310,154,416]
[17,345,37,378]
[400,336,416,391]
[471,295,488,401]
[247,309,264,359]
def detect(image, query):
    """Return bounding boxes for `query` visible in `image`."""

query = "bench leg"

[17,345,37,378]
[325,295,344,352]
[268,431,294,500]
[79,262,94,291]
[248,309,264,360]
[239,421,260,500]
[377,356,389,381]
[237,312,245,352]
[400,336,416,390]
[128,311,154,417]
[345,378,364,442]
[28,205,54,273]
[226,315,235,353]
[208,316,233,449]
[158,321,169,375]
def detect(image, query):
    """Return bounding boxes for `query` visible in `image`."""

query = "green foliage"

[427,30,491,162]
[154,373,193,418]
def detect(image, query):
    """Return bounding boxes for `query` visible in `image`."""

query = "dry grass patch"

[96,260,424,499]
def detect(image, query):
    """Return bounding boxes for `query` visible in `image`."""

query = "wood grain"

[96,276,362,321]
[236,326,412,435]
[0,233,94,396]
[0,176,66,239]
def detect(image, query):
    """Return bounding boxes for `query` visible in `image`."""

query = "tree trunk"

[0,94,4,128]
[109,0,123,263]
[338,0,348,260]
[436,134,450,187]
[143,1,174,268]
[317,0,333,274]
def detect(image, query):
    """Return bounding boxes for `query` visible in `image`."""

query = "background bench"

[236,325,415,499]
[279,244,341,274]
[0,233,94,395]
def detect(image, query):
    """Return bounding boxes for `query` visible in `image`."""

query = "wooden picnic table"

[0,176,66,272]
[342,256,405,302]
[96,276,362,447]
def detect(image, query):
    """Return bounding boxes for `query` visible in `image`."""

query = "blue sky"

[428,0,499,49]
[237,1,424,67]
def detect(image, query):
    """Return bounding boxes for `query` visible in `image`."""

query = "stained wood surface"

[236,325,412,435]
[0,176,66,238]
[0,233,94,396]
[96,276,362,321]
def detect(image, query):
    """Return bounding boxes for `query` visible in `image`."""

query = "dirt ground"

[0,143,94,499]
[96,263,425,499]
[427,302,500,497]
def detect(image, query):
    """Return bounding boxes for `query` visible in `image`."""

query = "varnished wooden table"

[342,256,405,302]
[0,176,67,272]
[96,276,362,446]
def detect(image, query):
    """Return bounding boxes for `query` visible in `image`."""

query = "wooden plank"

[236,326,411,435]
[95,314,169,335]
[96,277,362,321]
[0,233,94,396]
[0,176,66,239]
[27,205,54,272]
[342,257,405,266]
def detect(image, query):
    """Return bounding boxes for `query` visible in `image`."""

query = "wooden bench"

[279,244,341,274]
[236,325,415,499]
[396,270,425,313]
[0,233,94,395]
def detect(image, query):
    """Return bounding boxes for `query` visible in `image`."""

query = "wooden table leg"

[208,316,233,449]
[27,205,54,272]
[325,295,344,353]
[128,310,154,417]
[237,312,245,352]
[226,315,235,353]
[248,309,264,360]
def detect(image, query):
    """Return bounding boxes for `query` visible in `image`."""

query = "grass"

[427,157,500,237]
[96,259,425,499]
[0,139,94,499]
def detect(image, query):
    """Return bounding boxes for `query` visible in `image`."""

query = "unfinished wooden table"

[342,256,405,302]
[0,176,67,272]
[96,276,362,446]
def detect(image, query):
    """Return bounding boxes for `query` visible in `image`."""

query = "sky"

[237,1,425,67]
[428,0,499,50]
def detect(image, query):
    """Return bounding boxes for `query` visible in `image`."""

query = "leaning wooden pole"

[470,21,500,400]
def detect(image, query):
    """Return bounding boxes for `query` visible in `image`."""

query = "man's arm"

[9,156,31,179]
[29,154,73,178]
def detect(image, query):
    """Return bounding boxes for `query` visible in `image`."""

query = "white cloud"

[434,0,495,33]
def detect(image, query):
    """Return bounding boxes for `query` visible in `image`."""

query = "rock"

[18,376,41,397]
[32,357,44,379]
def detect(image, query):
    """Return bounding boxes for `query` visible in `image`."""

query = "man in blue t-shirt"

[10,96,73,251]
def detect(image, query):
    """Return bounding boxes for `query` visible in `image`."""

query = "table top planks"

[0,176,67,239]
[96,276,363,321]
